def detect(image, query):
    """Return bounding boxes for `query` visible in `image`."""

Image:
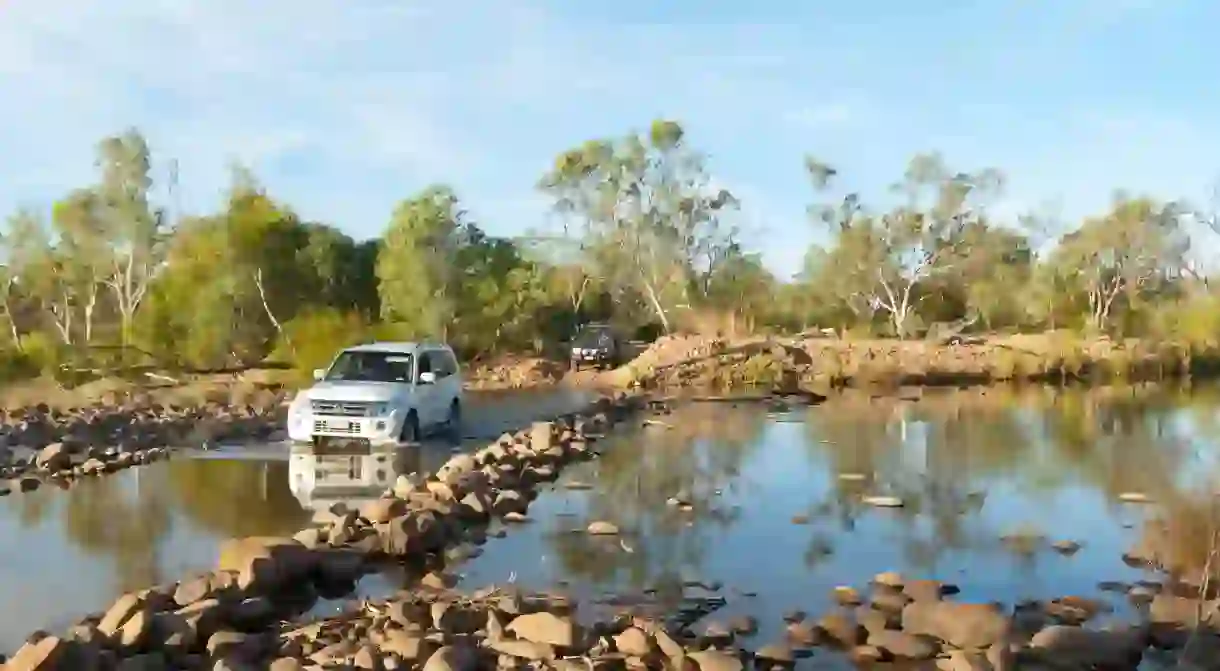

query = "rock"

[292,527,325,549]
[728,615,757,635]
[117,653,168,671]
[1150,593,1220,628]
[386,601,428,628]
[216,537,313,592]
[172,575,215,607]
[586,520,620,535]
[688,649,744,671]
[871,588,911,614]
[206,630,262,660]
[35,443,70,471]
[422,645,478,671]
[6,635,68,670]
[174,598,226,644]
[268,658,305,671]
[703,621,733,641]
[817,613,865,647]
[903,579,945,602]
[1051,540,1081,555]
[785,620,820,646]
[358,500,407,527]
[652,627,685,659]
[754,642,794,664]
[868,629,938,660]
[489,639,555,660]
[833,585,863,606]
[613,627,654,656]
[935,650,992,671]
[117,610,153,650]
[1128,585,1157,603]
[98,593,144,637]
[492,489,527,516]
[352,644,383,670]
[902,601,1010,650]
[848,645,883,665]
[1027,624,1146,668]
[381,630,434,661]
[1044,596,1109,624]
[874,571,904,588]
[506,611,579,647]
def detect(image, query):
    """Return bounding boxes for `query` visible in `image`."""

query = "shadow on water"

[4,383,1220,653]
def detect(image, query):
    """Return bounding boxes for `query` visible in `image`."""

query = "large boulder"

[901,601,1010,650]
[216,537,314,592]
[1027,624,1147,668]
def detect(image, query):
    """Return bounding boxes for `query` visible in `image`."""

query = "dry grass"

[0,369,298,411]
[610,331,1214,391]
[0,357,569,410]
[2,331,1212,409]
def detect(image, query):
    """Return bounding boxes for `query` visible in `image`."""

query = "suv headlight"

[368,403,391,417]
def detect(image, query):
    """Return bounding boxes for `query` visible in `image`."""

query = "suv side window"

[416,352,433,381]
[433,350,457,379]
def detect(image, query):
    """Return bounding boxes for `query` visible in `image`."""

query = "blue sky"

[1,0,1218,277]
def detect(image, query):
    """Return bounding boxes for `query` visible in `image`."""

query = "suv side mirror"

[418,371,436,385]
[312,368,326,381]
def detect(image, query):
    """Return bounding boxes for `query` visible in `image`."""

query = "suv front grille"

[311,400,373,417]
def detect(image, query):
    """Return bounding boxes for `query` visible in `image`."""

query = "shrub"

[0,347,37,383]
[272,308,376,384]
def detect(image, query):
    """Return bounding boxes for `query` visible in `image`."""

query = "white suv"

[286,342,463,445]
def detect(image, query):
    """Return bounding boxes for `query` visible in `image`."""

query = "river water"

[0,384,1215,654]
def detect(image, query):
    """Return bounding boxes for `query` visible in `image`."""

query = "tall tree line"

[1,121,1217,380]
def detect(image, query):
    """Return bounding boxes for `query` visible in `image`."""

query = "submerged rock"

[862,495,904,508]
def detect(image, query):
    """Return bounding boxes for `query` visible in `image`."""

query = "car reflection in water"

[288,442,421,512]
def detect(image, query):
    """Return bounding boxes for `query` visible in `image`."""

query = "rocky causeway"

[0,388,1218,670]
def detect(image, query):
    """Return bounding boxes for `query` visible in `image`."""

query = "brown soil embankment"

[601,333,1218,392]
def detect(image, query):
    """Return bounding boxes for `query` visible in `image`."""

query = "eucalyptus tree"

[805,152,1005,338]
[538,120,737,333]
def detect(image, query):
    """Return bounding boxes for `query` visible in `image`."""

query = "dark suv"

[568,322,623,371]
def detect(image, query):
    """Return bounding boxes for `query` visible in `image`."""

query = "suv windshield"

[574,326,615,349]
[324,350,413,383]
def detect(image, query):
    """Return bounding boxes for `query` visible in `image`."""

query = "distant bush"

[18,332,65,376]
[0,347,37,383]
[1149,294,1220,350]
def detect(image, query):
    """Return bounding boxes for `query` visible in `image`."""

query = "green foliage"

[19,332,63,376]
[2,122,1220,381]
[0,347,37,382]
[539,119,739,333]
[377,185,465,338]
[273,308,376,383]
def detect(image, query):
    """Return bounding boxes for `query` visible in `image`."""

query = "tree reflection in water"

[62,466,173,593]
[167,459,310,538]
[798,385,1208,574]
[55,459,311,596]
[547,403,767,598]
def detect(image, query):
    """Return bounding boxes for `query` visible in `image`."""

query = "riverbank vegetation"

[3,121,1220,391]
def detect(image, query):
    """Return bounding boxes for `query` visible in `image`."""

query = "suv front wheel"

[399,411,420,444]
[445,400,462,442]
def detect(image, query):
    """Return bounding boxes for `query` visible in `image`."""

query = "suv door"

[435,349,461,411]
[414,351,442,428]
